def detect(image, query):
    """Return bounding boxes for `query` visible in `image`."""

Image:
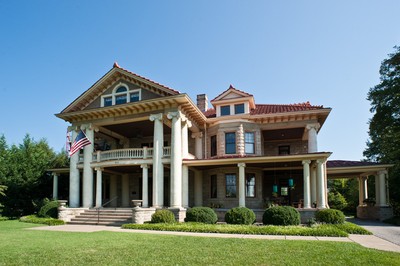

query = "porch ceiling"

[263,127,304,141]
[103,120,171,138]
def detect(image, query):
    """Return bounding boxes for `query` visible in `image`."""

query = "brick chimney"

[196,94,208,112]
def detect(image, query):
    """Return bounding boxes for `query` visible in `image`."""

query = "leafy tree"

[0,134,68,217]
[364,46,400,215]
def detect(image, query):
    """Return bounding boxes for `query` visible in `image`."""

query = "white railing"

[163,147,171,157]
[88,147,171,162]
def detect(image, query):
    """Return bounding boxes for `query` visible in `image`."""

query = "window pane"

[245,132,255,154]
[211,135,217,156]
[220,105,230,116]
[116,86,127,93]
[226,174,236,198]
[104,97,112,107]
[234,103,245,114]
[279,145,290,155]
[246,174,255,197]
[225,132,236,154]
[211,175,217,198]
[130,92,140,102]
[115,95,127,105]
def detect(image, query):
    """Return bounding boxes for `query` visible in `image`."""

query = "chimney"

[197,94,208,112]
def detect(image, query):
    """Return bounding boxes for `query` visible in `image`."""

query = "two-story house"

[54,63,393,223]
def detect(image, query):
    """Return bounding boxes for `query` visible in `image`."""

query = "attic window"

[101,83,141,107]
[221,105,230,116]
[234,103,245,114]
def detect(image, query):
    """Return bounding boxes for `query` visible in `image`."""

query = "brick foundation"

[357,206,393,221]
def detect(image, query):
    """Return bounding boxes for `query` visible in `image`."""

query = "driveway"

[348,218,400,246]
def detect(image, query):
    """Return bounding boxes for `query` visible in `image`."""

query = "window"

[225,174,236,198]
[220,105,230,116]
[211,175,217,198]
[130,91,140,102]
[246,174,255,197]
[103,97,112,107]
[101,83,141,107]
[245,132,255,154]
[234,103,245,114]
[211,135,217,157]
[278,145,290,155]
[225,132,236,154]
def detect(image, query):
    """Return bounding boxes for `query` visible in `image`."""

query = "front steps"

[68,208,132,226]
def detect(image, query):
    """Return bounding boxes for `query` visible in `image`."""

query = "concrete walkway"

[348,218,400,246]
[29,224,400,253]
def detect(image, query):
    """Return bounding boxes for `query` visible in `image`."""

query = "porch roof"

[326,160,393,178]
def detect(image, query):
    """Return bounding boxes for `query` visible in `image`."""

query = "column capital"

[141,164,149,169]
[149,113,163,122]
[191,132,203,139]
[378,170,388,175]
[302,160,311,165]
[182,119,192,128]
[237,163,246,168]
[167,111,182,120]
[316,158,326,164]
[94,167,103,171]
[306,123,320,131]
[80,123,98,131]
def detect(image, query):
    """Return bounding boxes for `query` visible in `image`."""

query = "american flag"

[69,130,92,157]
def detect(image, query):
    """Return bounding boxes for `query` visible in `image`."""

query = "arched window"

[114,86,128,105]
[101,83,141,107]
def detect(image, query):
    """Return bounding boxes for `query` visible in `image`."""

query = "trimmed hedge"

[225,207,255,225]
[19,215,65,226]
[185,207,218,224]
[151,209,176,223]
[315,209,345,224]
[333,222,372,235]
[263,206,300,226]
[38,200,59,218]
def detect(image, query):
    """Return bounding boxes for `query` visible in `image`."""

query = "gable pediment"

[61,64,180,113]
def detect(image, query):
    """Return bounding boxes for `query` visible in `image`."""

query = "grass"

[19,215,65,226]
[122,221,371,237]
[0,220,399,266]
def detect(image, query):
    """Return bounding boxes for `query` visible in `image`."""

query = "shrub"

[185,207,218,224]
[328,192,348,210]
[315,209,345,224]
[38,200,59,218]
[263,206,300,226]
[151,209,176,223]
[19,215,65,226]
[225,207,256,225]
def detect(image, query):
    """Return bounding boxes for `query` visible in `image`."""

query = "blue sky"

[1,1,399,160]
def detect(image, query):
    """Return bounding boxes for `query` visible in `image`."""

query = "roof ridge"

[113,62,180,94]
[255,102,323,108]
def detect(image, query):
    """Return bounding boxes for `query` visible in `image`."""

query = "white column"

[363,176,368,200]
[316,159,326,208]
[95,167,103,207]
[182,165,189,208]
[141,164,149,208]
[306,123,320,153]
[378,170,388,206]
[194,170,203,206]
[122,174,130,207]
[110,175,117,207]
[191,132,203,159]
[82,125,94,208]
[69,129,80,207]
[149,113,164,208]
[358,176,364,206]
[375,174,380,206]
[310,162,317,207]
[238,163,246,207]
[168,111,182,208]
[302,160,311,208]
[52,173,58,200]
[181,119,191,159]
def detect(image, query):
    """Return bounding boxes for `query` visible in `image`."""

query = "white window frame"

[101,82,141,107]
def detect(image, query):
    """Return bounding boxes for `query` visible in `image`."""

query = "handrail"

[95,196,118,225]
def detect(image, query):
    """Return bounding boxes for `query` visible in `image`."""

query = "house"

[53,63,393,223]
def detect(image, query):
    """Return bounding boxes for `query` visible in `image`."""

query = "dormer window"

[101,83,141,107]
[234,103,245,114]
[220,105,230,116]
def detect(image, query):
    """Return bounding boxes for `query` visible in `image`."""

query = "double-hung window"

[245,174,255,197]
[226,174,236,198]
[234,103,245,114]
[225,132,236,154]
[220,105,230,116]
[211,175,217,198]
[245,132,255,154]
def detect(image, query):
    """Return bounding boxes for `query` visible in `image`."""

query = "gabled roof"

[211,85,253,102]
[61,63,180,113]
[327,160,384,168]
[203,102,325,118]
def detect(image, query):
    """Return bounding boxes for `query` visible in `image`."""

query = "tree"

[364,46,400,215]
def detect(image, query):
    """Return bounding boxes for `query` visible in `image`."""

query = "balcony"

[79,147,171,163]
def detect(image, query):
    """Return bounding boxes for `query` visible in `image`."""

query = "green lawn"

[0,220,399,266]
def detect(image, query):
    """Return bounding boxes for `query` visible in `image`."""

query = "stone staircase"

[69,208,132,226]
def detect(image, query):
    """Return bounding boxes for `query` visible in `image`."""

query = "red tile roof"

[327,160,382,168]
[210,85,253,102]
[203,102,324,118]
[113,62,180,95]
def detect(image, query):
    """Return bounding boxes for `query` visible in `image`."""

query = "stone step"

[67,208,133,226]
[68,220,127,226]
[80,212,131,217]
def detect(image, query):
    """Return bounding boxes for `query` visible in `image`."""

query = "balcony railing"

[79,147,171,163]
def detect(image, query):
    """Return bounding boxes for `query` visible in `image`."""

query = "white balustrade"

[81,147,172,162]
